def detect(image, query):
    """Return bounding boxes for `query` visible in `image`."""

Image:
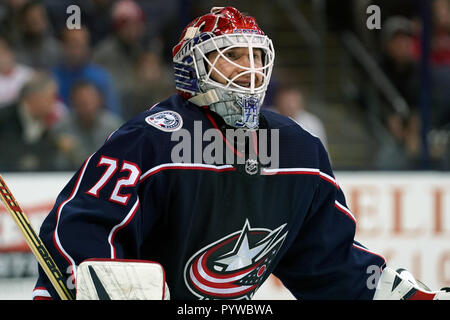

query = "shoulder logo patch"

[145,111,183,132]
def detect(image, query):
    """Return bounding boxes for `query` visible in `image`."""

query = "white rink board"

[0,171,449,299]
[336,171,450,292]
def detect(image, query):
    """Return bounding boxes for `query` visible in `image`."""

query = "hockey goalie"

[32,6,449,300]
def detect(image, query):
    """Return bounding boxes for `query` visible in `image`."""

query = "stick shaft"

[0,175,74,300]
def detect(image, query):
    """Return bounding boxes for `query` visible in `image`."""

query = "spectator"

[52,80,123,169]
[380,16,419,108]
[376,16,421,170]
[121,49,173,120]
[0,72,70,171]
[13,0,61,71]
[0,33,33,108]
[92,0,146,107]
[274,85,328,149]
[52,27,121,116]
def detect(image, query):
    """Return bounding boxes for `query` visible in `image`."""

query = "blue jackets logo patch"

[184,220,287,300]
[145,111,183,132]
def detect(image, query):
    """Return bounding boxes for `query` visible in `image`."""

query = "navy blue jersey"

[33,94,385,300]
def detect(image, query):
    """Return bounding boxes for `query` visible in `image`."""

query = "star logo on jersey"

[145,111,183,132]
[184,220,288,300]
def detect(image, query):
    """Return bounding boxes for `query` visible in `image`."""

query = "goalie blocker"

[76,259,170,300]
[373,267,450,300]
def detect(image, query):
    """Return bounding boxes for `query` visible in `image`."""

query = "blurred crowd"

[331,0,450,170]
[0,0,176,171]
[0,0,448,172]
[379,0,450,170]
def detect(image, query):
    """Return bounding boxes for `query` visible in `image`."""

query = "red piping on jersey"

[261,168,340,190]
[140,164,236,183]
[32,286,53,300]
[109,198,140,259]
[261,169,320,176]
[352,243,386,266]
[334,201,357,223]
[53,155,93,285]
[319,173,340,190]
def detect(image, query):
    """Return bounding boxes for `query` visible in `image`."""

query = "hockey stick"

[0,174,74,300]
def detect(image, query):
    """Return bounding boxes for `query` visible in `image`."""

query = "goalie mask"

[172,7,275,129]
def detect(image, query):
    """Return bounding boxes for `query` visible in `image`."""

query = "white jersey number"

[86,156,141,205]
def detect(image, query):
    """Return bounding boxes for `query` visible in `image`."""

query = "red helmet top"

[171,7,275,129]
[173,7,264,58]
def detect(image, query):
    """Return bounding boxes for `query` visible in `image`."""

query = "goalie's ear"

[75,259,170,300]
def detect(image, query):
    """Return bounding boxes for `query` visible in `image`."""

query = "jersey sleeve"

[33,125,154,300]
[273,140,386,300]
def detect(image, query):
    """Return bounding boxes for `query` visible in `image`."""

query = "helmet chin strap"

[188,89,262,129]
[188,89,219,106]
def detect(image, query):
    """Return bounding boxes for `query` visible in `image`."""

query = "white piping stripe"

[140,163,234,181]
[319,171,339,187]
[32,289,51,299]
[261,167,339,186]
[106,129,117,142]
[352,243,386,262]
[189,266,252,295]
[140,165,339,188]
[54,154,94,281]
[262,167,320,174]
[108,198,140,258]
[335,200,357,222]
[148,102,159,111]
